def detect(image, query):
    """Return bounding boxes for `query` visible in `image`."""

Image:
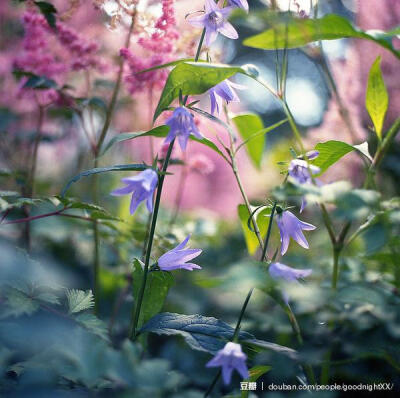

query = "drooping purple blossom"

[165,107,203,151]
[110,169,158,215]
[158,235,202,271]
[276,210,316,255]
[228,0,249,12]
[206,342,249,384]
[288,151,321,212]
[269,262,312,282]
[269,262,312,304]
[288,159,320,185]
[208,79,245,115]
[188,0,238,46]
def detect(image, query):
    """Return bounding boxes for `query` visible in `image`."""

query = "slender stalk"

[130,140,175,340]
[230,154,264,252]
[21,104,45,250]
[89,12,137,314]
[261,202,276,261]
[96,12,136,153]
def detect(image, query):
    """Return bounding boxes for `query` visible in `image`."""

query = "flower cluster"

[121,0,179,95]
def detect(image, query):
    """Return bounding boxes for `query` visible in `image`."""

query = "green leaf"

[67,289,94,314]
[154,62,245,121]
[238,205,271,255]
[75,313,109,341]
[141,312,296,357]
[61,164,149,197]
[232,113,264,168]
[243,14,400,59]
[241,365,272,398]
[132,259,174,330]
[23,75,57,90]
[311,140,372,175]
[34,1,57,28]
[140,312,253,354]
[102,124,227,160]
[136,58,196,74]
[100,125,170,156]
[1,286,39,318]
[366,56,389,139]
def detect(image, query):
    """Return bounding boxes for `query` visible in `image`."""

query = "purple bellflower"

[228,0,249,12]
[276,210,316,255]
[288,151,321,212]
[158,235,202,271]
[189,0,238,46]
[206,342,249,384]
[269,262,312,304]
[110,169,158,215]
[209,79,245,115]
[165,107,203,151]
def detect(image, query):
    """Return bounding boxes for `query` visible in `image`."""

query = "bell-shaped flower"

[228,0,249,12]
[288,151,321,212]
[158,235,202,271]
[206,342,249,384]
[189,0,238,46]
[269,262,312,304]
[110,169,158,215]
[165,107,203,151]
[276,210,316,255]
[208,79,245,115]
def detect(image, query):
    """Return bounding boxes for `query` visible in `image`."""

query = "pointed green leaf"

[61,164,149,197]
[311,140,372,175]
[238,205,271,255]
[154,62,245,121]
[366,56,389,139]
[132,259,174,330]
[241,365,272,398]
[232,113,265,169]
[243,14,400,59]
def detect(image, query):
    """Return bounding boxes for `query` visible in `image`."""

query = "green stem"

[96,12,136,153]
[130,140,175,340]
[261,202,277,262]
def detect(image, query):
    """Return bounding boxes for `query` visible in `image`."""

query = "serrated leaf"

[61,164,149,197]
[238,205,271,255]
[243,14,400,59]
[232,113,265,169]
[366,56,388,139]
[75,313,109,340]
[67,289,94,314]
[1,287,39,318]
[132,259,174,330]
[154,62,246,121]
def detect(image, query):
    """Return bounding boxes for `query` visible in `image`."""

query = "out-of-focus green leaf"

[67,289,94,314]
[75,313,109,341]
[232,113,265,169]
[1,286,40,318]
[34,1,57,28]
[243,14,400,59]
[154,62,246,120]
[366,56,388,139]
[132,259,174,330]
[238,205,271,255]
[334,189,381,220]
